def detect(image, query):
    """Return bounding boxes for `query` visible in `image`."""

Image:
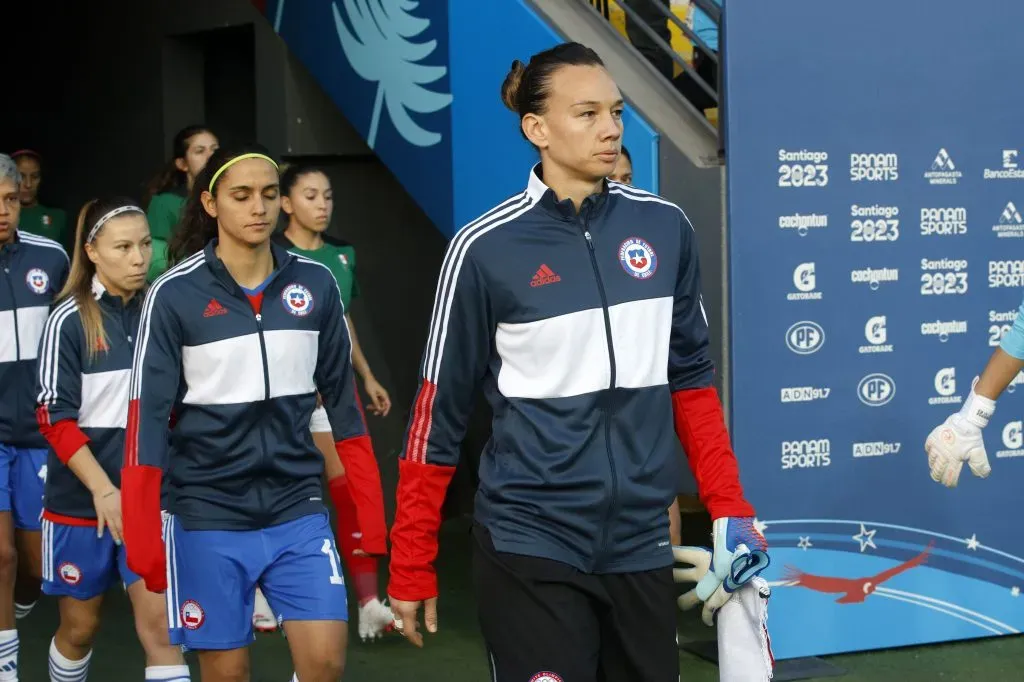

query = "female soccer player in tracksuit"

[0,153,68,680]
[123,144,387,682]
[925,294,1024,486]
[256,163,394,642]
[387,43,768,681]
[36,197,188,682]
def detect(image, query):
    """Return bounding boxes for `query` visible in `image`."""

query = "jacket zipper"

[2,259,20,360]
[581,211,619,569]
[254,310,272,524]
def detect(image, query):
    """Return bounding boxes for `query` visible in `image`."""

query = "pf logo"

[865,316,887,345]
[858,373,895,406]
[785,321,825,355]
[1003,421,1023,450]
[793,262,816,292]
[934,367,956,397]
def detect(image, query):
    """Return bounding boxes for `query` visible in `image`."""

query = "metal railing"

[587,0,720,112]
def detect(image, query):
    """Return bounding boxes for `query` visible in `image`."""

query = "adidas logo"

[203,299,228,318]
[530,264,561,287]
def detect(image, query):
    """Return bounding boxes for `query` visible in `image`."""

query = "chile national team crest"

[58,562,82,585]
[281,283,314,317]
[26,268,49,294]
[618,237,658,279]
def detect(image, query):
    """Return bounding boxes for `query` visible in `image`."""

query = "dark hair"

[280,162,328,198]
[144,125,215,207]
[620,146,632,164]
[60,197,146,357]
[500,42,605,138]
[167,143,277,265]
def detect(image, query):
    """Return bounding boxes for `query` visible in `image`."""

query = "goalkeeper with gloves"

[926,293,1024,487]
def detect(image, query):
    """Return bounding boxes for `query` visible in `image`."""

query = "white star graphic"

[753,518,768,534]
[853,523,877,552]
[1012,586,1020,598]
[966,534,981,551]
[797,536,812,551]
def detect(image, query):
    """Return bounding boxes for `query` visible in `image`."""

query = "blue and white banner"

[725,0,1024,659]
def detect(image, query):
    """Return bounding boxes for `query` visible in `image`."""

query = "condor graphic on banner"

[725,0,1024,659]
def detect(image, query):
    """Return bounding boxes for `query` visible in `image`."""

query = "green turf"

[14,518,1024,680]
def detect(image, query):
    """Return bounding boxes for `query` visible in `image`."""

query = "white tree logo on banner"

[332,0,453,149]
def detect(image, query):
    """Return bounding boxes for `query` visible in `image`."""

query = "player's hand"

[390,596,438,648]
[93,486,123,545]
[673,545,732,626]
[363,377,391,417]
[926,413,991,487]
[694,517,770,625]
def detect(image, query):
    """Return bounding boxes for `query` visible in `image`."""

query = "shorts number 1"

[321,538,345,586]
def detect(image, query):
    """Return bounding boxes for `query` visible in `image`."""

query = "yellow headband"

[208,153,280,191]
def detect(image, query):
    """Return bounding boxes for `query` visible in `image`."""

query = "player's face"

[609,154,633,185]
[526,64,624,183]
[283,172,333,233]
[16,156,40,206]
[0,179,21,244]
[204,158,280,249]
[87,213,152,296]
[177,132,220,183]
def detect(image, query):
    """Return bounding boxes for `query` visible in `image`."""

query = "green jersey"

[146,190,186,242]
[19,204,67,246]
[273,232,360,310]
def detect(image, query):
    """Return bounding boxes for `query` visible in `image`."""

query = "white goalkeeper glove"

[674,545,728,626]
[925,387,995,488]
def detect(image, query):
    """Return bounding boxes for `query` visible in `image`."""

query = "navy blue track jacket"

[122,240,386,592]
[0,231,69,448]
[389,167,754,601]
[36,277,141,521]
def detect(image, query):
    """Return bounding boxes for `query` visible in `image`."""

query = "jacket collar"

[524,163,610,222]
[203,238,294,294]
[91,274,144,310]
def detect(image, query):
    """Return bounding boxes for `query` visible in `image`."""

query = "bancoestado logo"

[919,207,967,236]
[988,309,1016,347]
[921,319,968,342]
[781,439,831,470]
[851,266,899,290]
[924,148,962,185]
[853,441,901,458]
[983,149,1024,180]
[929,367,962,406]
[993,202,1024,238]
[920,258,968,296]
[778,149,829,188]
[850,205,899,242]
[989,260,1024,288]
[786,321,825,355]
[788,262,822,301]
[779,212,828,236]
[860,315,893,353]
[997,421,1024,458]
[780,386,831,403]
[850,153,898,182]
[858,373,895,407]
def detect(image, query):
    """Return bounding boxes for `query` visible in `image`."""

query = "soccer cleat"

[253,587,278,633]
[358,598,395,642]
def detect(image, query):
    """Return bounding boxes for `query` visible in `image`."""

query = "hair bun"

[501,59,528,113]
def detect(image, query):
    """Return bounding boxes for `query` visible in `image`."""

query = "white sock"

[48,637,90,682]
[146,664,191,681]
[13,602,34,620]
[290,675,299,682]
[0,630,17,681]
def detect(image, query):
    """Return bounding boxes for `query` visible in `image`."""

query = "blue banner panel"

[725,0,1024,659]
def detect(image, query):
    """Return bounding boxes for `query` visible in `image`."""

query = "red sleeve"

[672,386,756,520]
[387,458,455,602]
[121,465,166,592]
[36,413,90,464]
[334,434,387,556]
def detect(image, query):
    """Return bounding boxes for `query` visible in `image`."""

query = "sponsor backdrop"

[261,0,660,236]
[725,1,1024,659]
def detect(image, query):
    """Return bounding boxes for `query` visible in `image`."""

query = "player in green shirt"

[12,150,67,247]
[262,163,395,641]
[142,125,218,281]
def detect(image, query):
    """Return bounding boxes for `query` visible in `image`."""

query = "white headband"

[87,205,144,243]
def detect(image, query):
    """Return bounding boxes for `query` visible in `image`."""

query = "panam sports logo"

[989,260,1024,288]
[781,439,831,470]
[786,321,825,355]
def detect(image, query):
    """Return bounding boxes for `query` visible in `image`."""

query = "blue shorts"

[164,512,348,650]
[40,517,140,600]
[0,444,47,531]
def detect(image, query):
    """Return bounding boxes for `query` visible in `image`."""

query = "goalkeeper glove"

[925,386,994,488]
